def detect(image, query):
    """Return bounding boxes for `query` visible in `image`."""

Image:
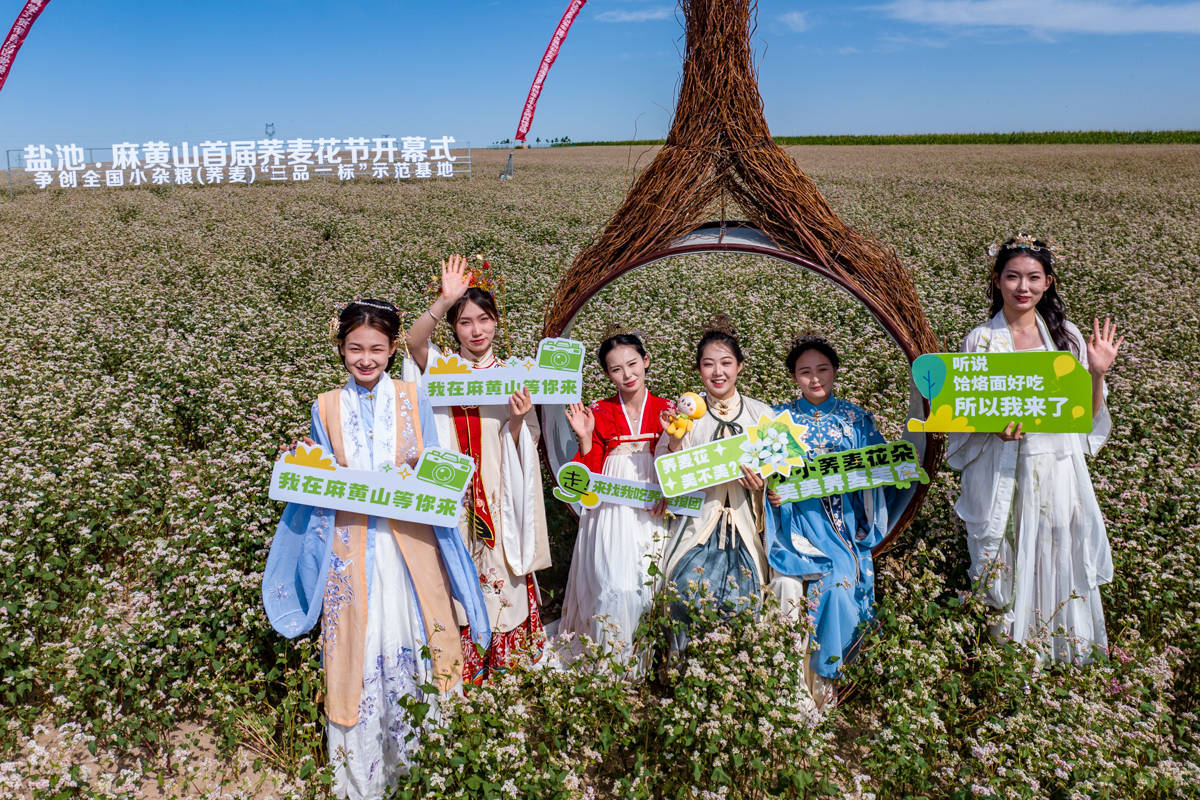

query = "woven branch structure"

[542,0,943,545]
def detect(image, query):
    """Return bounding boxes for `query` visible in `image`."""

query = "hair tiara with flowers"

[788,328,831,350]
[988,234,1061,264]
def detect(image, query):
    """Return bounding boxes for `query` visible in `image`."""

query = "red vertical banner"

[0,0,52,93]
[515,0,586,142]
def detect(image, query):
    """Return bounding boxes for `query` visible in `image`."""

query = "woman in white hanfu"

[948,236,1124,664]
[407,255,551,683]
[263,300,490,800]
[660,317,772,643]
[560,330,672,663]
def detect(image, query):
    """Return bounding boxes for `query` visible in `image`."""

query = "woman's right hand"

[564,402,595,443]
[276,436,316,460]
[767,488,782,508]
[996,421,1023,442]
[439,254,472,304]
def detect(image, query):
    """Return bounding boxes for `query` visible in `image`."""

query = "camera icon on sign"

[537,339,584,372]
[415,450,473,493]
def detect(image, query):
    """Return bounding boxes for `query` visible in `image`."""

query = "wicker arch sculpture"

[540,0,943,550]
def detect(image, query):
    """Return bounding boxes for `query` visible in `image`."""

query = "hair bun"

[703,313,738,339]
[601,321,631,340]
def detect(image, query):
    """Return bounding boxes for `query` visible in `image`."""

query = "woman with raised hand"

[559,328,672,663]
[660,316,774,650]
[948,236,1122,664]
[406,255,551,682]
[763,335,890,712]
[263,300,489,799]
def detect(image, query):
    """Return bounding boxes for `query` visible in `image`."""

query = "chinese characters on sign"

[769,440,930,504]
[424,338,586,406]
[908,352,1093,433]
[269,445,473,526]
[552,463,703,517]
[21,136,465,190]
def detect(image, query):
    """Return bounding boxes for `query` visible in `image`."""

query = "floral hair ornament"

[988,234,1062,265]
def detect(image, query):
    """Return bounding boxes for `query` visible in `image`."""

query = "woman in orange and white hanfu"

[407,254,551,682]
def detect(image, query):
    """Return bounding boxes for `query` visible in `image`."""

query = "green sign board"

[908,352,1092,433]
[769,440,929,503]
[654,411,811,498]
[552,462,703,517]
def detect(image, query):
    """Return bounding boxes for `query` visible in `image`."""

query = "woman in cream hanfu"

[407,255,551,682]
[560,330,672,663]
[262,299,490,800]
[660,317,774,649]
[948,236,1123,664]
[763,335,890,712]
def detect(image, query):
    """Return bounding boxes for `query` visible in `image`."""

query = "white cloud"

[877,1,1200,34]
[595,7,673,23]
[780,11,811,31]
[880,32,952,47]
[837,45,862,53]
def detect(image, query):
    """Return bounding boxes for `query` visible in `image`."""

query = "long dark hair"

[446,287,500,346]
[988,239,1075,354]
[598,332,647,370]
[694,314,744,367]
[335,298,402,371]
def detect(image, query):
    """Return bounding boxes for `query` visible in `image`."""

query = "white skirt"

[1003,449,1108,663]
[327,529,435,800]
[559,445,667,662]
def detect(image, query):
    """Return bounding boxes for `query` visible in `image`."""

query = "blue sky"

[1,0,1198,149]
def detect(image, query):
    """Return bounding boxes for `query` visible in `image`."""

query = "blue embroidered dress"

[763,396,889,679]
[262,377,489,800]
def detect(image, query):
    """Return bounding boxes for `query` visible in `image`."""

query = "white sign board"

[270,445,472,526]
[424,338,586,406]
[551,463,704,517]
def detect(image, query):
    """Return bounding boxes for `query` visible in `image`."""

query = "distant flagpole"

[515,0,586,143]
[0,0,53,94]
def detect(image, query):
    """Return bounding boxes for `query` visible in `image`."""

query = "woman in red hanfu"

[559,330,672,663]
[407,254,551,683]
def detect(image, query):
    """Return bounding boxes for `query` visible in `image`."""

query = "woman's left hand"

[649,497,669,518]
[1087,316,1124,377]
[509,387,533,421]
[737,464,764,491]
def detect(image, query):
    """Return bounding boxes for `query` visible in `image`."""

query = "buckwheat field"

[1,144,1197,799]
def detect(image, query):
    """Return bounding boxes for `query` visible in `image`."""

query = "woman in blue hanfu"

[763,335,889,712]
[262,299,489,800]
[947,236,1122,664]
